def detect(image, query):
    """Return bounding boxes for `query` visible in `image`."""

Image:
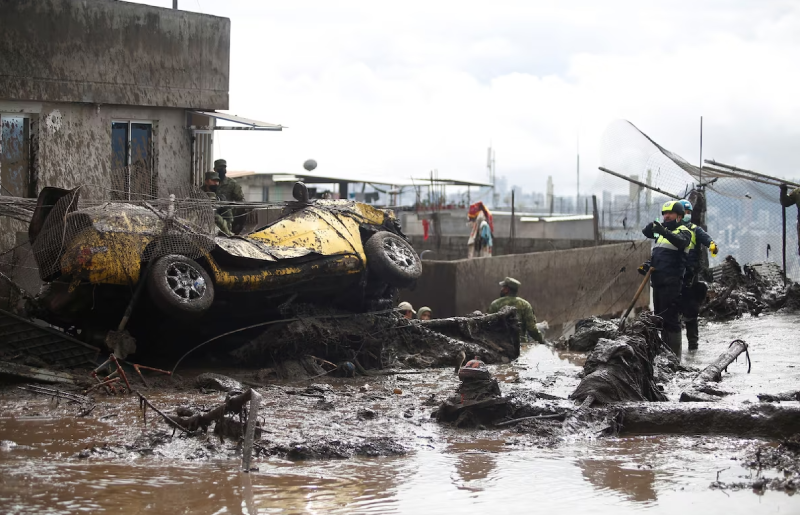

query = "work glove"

[637,262,651,276]
[709,242,719,257]
[652,221,665,235]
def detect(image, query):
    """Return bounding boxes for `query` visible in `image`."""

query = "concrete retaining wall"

[401,210,596,240]
[401,242,651,328]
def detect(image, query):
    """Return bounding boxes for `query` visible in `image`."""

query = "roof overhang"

[411,178,495,187]
[187,110,284,131]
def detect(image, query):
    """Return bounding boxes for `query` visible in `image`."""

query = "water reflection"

[578,458,657,503]
[448,439,505,494]
[453,452,497,492]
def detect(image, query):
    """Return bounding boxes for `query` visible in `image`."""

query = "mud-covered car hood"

[213,237,312,261]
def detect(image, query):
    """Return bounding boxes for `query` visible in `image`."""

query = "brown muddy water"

[1,313,799,514]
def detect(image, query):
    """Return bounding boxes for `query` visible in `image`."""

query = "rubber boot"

[685,320,699,351]
[664,331,682,360]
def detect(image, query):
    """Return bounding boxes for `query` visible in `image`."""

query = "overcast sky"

[135,0,800,195]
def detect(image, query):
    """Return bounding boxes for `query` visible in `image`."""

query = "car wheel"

[364,232,422,287]
[146,254,214,319]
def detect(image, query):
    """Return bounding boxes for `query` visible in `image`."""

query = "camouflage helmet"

[499,277,521,291]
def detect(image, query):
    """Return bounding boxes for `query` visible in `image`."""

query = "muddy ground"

[1,312,800,513]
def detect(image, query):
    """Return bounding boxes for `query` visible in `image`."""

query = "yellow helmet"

[661,200,685,216]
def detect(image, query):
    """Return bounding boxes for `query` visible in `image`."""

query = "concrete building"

[0,0,284,252]
[0,0,285,308]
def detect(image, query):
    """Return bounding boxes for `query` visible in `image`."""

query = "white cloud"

[135,0,800,197]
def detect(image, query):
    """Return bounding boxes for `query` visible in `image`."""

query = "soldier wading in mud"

[488,277,545,344]
[679,199,718,351]
[642,200,693,359]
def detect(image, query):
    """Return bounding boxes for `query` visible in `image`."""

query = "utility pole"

[699,116,703,186]
[487,146,496,208]
[576,132,580,214]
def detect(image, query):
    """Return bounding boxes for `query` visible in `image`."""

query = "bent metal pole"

[598,167,681,200]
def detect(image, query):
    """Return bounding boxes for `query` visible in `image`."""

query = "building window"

[0,114,33,198]
[262,186,269,202]
[111,121,154,199]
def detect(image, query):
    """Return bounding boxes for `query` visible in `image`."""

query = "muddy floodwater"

[2,313,799,514]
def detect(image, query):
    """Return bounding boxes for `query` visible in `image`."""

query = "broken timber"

[612,403,800,440]
[0,361,75,385]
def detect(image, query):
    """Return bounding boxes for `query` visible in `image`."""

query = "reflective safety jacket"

[684,222,714,271]
[642,222,692,285]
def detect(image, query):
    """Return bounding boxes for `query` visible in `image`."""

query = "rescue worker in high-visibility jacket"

[678,199,718,350]
[642,200,693,359]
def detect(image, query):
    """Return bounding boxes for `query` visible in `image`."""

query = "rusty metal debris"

[18,384,95,416]
[91,354,132,394]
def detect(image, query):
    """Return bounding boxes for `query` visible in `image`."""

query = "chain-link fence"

[594,119,800,281]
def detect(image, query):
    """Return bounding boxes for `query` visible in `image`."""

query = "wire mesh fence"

[594,119,800,281]
[0,164,219,307]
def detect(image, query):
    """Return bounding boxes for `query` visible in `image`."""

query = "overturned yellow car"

[28,183,421,336]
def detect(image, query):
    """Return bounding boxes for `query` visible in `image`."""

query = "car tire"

[147,254,214,319]
[364,232,422,287]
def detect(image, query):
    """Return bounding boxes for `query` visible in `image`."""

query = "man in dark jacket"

[642,200,693,359]
[679,199,718,350]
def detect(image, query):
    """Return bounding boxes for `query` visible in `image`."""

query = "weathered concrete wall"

[410,235,609,261]
[0,0,229,109]
[402,242,651,328]
[0,101,193,263]
[31,103,193,194]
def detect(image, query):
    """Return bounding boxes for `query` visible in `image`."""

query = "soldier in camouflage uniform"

[202,171,233,236]
[214,159,244,233]
[488,277,545,344]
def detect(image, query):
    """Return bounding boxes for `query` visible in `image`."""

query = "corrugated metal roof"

[188,110,283,130]
[226,171,493,188]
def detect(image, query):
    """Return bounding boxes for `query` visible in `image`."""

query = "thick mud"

[1,313,799,513]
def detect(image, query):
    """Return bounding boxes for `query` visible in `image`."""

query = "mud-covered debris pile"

[434,357,510,428]
[702,256,800,320]
[713,434,800,492]
[555,317,619,352]
[229,305,520,377]
[569,312,669,405]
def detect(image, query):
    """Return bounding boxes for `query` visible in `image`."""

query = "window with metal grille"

[0,114,33,198]
[111,121,154,200]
